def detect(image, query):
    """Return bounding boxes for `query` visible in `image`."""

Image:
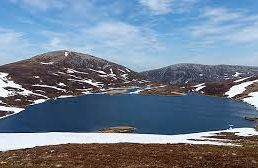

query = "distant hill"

[141,63,258,84]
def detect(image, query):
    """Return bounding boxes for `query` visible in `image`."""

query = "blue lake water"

[0,94,256,134]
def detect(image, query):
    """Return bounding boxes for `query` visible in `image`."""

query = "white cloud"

[0,28,23,46]
[139,0,172,14]
[139,0,198,15]
[40,21,164,70]
[191,7,258,44]
[0,28,35,64]
[5,1,257,69]
[228,22,258,43]
[192,23,241,37]
[83,22,160,49]
[202,7,244,23]
[10,0,66,11]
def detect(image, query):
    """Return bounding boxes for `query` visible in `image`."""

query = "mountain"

[141,63,258,84]
[0,50,150,117]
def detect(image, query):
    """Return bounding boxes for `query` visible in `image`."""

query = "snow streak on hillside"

[243,92,258,110]
[225,79,258,109]
[225,79,258,98]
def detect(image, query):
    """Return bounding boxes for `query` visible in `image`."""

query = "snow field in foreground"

[0,128,257,151]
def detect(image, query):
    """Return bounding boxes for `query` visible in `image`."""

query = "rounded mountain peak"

[29,50,108,65]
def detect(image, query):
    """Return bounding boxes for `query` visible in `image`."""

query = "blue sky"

[0,0,258,71]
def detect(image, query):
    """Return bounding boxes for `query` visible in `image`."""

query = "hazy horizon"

[0,0,258,71]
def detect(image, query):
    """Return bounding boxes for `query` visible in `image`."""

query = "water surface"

[0,94,256,134]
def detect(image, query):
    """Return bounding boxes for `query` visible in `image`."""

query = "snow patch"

[129,88,144,94]
[33,99,47,105]
[66,69,74,74]
[125,68,131,72]
[0,72,41,98]
[225,79,258,98]
[57,71,66,75]
[76,88,93,94]
[58,82,66,87]
[121,74,128,80]
[243,92,258,109]
[99,74,108,78]
[234,76,252,83]
[68,79,103,87]
[65,68,88,75]
[40,62,54,65]
[1,128,257,151]
[118,69,126,73]
[64,51,69,57]
[32,85,66,92]
[110,68,114,74]
[0,106,24,113]
[193,83,206,92]
[233,72,242,77]
[58,95,74,98]
[88,68,106,75]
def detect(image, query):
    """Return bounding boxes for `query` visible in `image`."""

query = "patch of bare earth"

[201,81,234,97]
[0,111,13,117]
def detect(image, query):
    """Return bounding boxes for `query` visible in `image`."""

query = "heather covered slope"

[1,143,258,168]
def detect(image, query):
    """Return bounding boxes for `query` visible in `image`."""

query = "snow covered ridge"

[0,128,257,151]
